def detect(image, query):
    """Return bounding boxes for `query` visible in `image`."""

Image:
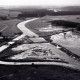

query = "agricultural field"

[0,8,22,37]
[0,8,21,18]
[41,15,80,23]
[0,19,23,47]
[0,19,23,37]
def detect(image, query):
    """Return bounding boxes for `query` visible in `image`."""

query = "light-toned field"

[51,31,80,56]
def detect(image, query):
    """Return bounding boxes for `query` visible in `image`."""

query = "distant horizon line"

[0,5,80,7]
[0,5,80,9]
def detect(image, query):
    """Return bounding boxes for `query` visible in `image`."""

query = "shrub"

[77,25,80,31]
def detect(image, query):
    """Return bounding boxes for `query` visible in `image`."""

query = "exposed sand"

[51,31,80,56]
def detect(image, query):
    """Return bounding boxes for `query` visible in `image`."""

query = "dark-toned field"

[0,65,80,80]
[0,19,23,37]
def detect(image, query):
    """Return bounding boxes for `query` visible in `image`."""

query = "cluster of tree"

[50,20,79,28]
[50,20,80,31]
[51,11,80,16]
[43,36,52,42]
[18,10,80,19]
[18,9,55,19]
[0,16,9,20]
[2,36,12,41]
[77,25,80,31]
[0,32,2,36]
